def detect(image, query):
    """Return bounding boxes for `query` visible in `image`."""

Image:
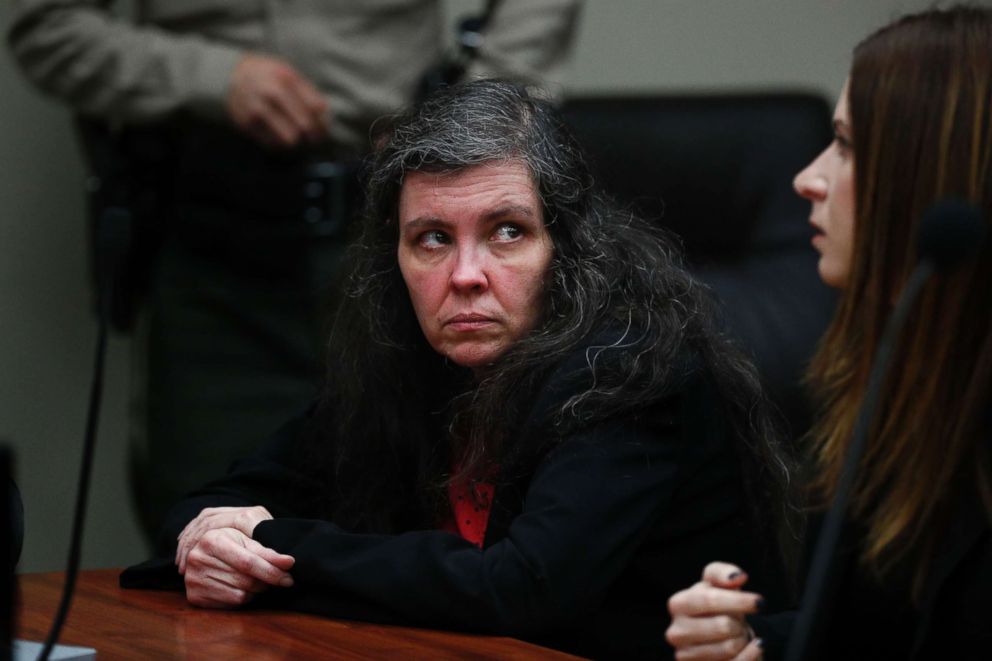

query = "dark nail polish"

[755,597,766,612]
[728,571,743,580]
[756,638,764,648]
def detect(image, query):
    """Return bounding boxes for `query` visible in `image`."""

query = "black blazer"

[123,341,786,659]
[752,495,992,659]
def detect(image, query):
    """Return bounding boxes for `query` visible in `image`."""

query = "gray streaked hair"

[317,81,798,569]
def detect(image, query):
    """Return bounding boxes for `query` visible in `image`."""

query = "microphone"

[784,199,986,661]
[917,198,987,268]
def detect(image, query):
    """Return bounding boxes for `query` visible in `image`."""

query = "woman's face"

[794,82,856,289]
[397,160,554,368]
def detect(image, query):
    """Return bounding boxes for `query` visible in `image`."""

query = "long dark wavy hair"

[306,81,797,559]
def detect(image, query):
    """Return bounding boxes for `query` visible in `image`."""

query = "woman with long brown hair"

[666,5,992,659]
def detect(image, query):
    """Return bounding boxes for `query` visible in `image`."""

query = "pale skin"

[176,160,554,607]
[397,161,554,369]
[793,82,855,289]
[227,54,330,148]
[666,84,857,659]
[665,562,764,660]
[176,506,294,608]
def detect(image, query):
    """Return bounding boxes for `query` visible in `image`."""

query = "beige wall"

[1,0,975,573]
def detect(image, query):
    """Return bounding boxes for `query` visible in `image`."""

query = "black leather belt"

[174,122,364,234]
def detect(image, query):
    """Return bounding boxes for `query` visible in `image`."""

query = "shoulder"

[547,323,709,405]
[526,324,719,440]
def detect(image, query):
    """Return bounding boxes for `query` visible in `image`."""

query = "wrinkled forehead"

[397,156,536,188]
[394,158,540,208]
[397,160,542,219]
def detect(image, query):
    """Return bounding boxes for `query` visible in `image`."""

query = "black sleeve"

[748,611,796,660]
[120,411,326,589]
[250,408,690,638]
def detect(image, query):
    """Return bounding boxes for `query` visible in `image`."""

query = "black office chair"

[562,93,838,438]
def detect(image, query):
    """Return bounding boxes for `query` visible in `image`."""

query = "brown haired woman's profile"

[665,5,992,660]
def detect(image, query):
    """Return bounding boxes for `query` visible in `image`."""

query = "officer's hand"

[227,53,329,148]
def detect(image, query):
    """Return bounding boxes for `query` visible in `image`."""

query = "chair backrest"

[561,93,838,436]
[562,93,832,256]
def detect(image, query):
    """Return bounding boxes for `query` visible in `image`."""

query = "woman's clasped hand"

[666,562,763,660]
[176,505,293,608]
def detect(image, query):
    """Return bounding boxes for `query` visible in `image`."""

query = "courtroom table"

[16,570,582,659]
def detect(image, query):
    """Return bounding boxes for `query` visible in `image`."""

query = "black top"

[122,338,787,659]
[752,495,992,660]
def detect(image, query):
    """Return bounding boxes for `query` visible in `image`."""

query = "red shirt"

[440,474,495,548]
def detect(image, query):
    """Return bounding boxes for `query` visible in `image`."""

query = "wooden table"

[16,570,580,659]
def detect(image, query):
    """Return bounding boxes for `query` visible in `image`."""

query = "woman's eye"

[492,224,522,242]
[834,133,853,156]
[418,230,449,248]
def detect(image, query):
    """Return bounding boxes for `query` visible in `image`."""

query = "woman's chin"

[817,259,849,290]
[442,341,507,370]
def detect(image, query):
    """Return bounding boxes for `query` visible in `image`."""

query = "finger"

[666,614,750,647]
[177,508,235,563]
[179,508,241,549]
[290,78,330,137]
[185,572,255,608]
[248,100,299,148]
[673,634,749,661]
[177,509,231,564]
[668,585,763,618]
[733,639,763,661]
[202,564,269,594]
[278,75,328,141]
[293,75,328,115]
[702,562,750,588]
[178,522,215,574]
[245,537,296,573]
[269,83,319,143]
[178,521,212,571]
[180,506,242,537]
[205,531,295,586]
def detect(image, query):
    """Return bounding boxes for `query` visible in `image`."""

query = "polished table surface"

[17,570,581,659]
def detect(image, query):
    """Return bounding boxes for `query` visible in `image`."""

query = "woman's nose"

[449,247,489,292]
[794,153,828,201]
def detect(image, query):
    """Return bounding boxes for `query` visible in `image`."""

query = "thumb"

[702,561,750,589]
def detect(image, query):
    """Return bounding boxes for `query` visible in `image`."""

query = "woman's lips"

[445,314,496,331]
[810,221,826,247]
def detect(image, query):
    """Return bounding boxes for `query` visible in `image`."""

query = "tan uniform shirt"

[8,0,581,147]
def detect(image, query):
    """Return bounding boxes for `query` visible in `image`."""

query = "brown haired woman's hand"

[666,561,764,660]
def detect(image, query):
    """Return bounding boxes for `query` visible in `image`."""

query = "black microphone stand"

[784,262,932,660]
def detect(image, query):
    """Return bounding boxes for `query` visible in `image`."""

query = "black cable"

[37,305,106,661]
[36,201,129,660]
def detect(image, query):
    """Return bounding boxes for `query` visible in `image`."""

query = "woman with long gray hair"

[123,80,795,659]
